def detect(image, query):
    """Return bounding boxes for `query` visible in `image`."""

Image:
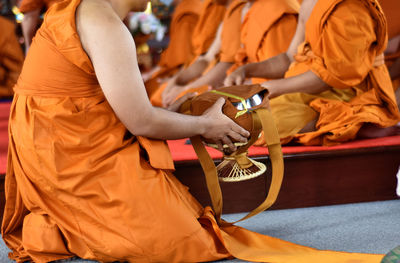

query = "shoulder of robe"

[306,0,386,51]
[38,0,95,75]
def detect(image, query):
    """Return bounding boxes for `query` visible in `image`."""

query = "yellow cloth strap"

[210,90,248,118]
[190,108,284,226]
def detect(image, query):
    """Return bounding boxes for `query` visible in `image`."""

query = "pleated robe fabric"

[148,0,226,106]
[1,0,386,262]
[261,0,400,146]
[0,16,24,98]
[144,0,202,98]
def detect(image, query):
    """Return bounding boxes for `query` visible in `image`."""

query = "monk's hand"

[224,66,246,86]
[200,98,250,152]
[166,92,197,112]
[162,83,187,108]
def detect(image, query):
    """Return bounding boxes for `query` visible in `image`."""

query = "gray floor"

[1,200,399,262]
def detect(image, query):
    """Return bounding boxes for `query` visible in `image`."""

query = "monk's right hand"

[224,66,246,86]
[200,98,250,152]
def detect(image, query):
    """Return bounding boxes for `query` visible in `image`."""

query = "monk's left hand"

[162,84,187,108]
[166,92,197,112]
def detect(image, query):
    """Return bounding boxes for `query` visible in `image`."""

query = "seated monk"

[0,15,24,98]
[19,0,61,53]
[159,0,249,107]
[225,0,400,146]
[160,0,300,108]
[142,0,202,97]
[1,0,388,261]
[147,0,227,105]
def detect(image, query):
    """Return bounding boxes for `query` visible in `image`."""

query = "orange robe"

[1,0,385,262]
[19,0,59,13]
[144,0,202,97]
[0,16,24,98]
[268,0,400,146]
[231,0,299,81]
[162,0,248,101]
[149,0,227,106]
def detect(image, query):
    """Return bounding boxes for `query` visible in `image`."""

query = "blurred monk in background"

[142,0,202,94]
[148,0,228,106]
[156,0,300,107]
[19,0,61,53]
[1,0,386,261]
[145,0,227,101]
[0,4,24,98]
[225,0,400,146]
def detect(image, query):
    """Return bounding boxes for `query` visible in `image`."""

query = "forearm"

[186,62,232,89]
[264,70,330,99]
[244,53,291,79]
[134,107,210,140]
[175,58,209,85]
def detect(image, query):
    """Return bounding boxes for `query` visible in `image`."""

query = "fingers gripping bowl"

[179,84,275,182]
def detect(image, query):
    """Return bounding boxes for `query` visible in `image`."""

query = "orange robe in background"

[267,0,400,146]
[0,16,24,98]
[144,0,202,97]
[160,0,247,100]
[231,0,298,82]
[1,0,386,262]
[19,0,60,13]
[149,0,227,106]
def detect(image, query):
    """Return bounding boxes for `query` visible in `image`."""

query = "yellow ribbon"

[210,90,248,118]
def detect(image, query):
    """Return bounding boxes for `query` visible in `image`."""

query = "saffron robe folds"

[1,0,386,262]
[232,0,298,76]
[267,0,400,146]
[0,16,24,98]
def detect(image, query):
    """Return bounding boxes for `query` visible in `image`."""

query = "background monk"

[142,0,202,97]
[225,0,400,146]
[1,0,387,261]
[160,0,299,107]
[149,0,228,106]
[160,0,248,106]
[19,0,61,53]
[0,14,24,98]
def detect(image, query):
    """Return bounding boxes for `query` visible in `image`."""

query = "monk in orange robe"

[1,0,387,261]
[149,0,228,106]
[158,0,300,107]
[225,0,400,146]
[228,0,299,84]
[0,16,24,98]
[159,0,248,106]
[19,0,61,53]
[143,0,202,97]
